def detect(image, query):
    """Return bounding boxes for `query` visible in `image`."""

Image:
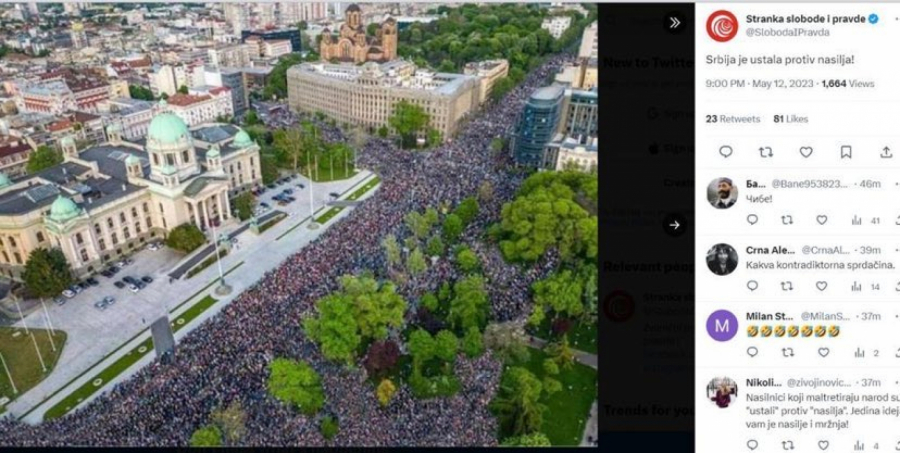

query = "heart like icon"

[800,146,814,157]
[818,440,829,450]
[816,281,828,291]
[818,348,830,357]
[817,215,827,225]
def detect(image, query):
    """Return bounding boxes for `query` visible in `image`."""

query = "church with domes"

[0,104,261,280]
[319,4,397,64]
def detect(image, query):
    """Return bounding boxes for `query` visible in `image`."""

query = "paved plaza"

[5,170,377,421]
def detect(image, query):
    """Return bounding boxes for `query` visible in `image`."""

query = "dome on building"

[232,130,253,148]
[125,154,141,166]
[49,195,80,222]
[206,145,220,159]
[147,113,189,145]
[346,4,361,12]
[106,123,122,133]
[0,173,11,188]
[60,135,75,147]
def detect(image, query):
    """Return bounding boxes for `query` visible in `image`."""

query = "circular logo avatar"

[707,10,738,42]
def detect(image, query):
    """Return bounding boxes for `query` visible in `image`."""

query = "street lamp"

[210,219,231,296]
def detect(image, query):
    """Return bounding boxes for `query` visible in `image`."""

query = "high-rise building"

[241,28,302,55]
[558,88,597,143]
[541,15,572,39]
[71,22,89,49]
[511,85,565,167]
[205,67,249,115]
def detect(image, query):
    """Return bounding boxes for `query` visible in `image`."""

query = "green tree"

[491,367,546,437]
[27,145,63,173]
[244,110,260,126]
[320,415,339,440]
[303,293,361,364]
[178,85,189,94]
[165,223,206,253]
[22,247,74,298]
[437,59,455,72]
[453,197,479,226]
[260,153,280,184]
[546,334,576,370]
[381,234,401,269]
[479,181,494,203]
[543,376,562,396]
[376,378,397,407]
[455,246,480,274]
[406,247,427,276]
[490,137,505,153]
[407,328,435,366]
[425,234,444,257]
[209,400,247,445]
[190,425,223,447]
[232,192,256,221]
[272,127,305,172]
[434,329,459,363]
[304,275,406,363]
[442,213,463,243]
[388,100,430,149]
[542,358,559,376]
[420,292,439,311]
[461,326,485,358]
[377,125,389,138]
[449,275,489,332]
[128,84,154,100]
[484,321,530,364]
[263,53,303,99]
[404,210,432,241]
[532,269,585,319]
[500,432,552,447]
[499,171,598,263]
[266,358,325,415]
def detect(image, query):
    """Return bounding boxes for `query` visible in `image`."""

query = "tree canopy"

[449,274,489,332]
[189,425,223,447]
[388,100,430,149]
[266,358,325,415]
[490,366,547,437]
[166,223,206,253]
[22,248,74,298]
[498,171,598,263]
[27,145,63,174]
[304,275,407,364]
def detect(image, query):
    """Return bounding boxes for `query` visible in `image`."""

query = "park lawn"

[0,327,67,406]
[346,176,380,201]
[530,316,597,355]
[314,207,344,224]
[506,347,597,446]
[258,213,287,233]
[43,336,152,421]
[43,295,219,421]
[185,248,229,279]
[299,162,357,182]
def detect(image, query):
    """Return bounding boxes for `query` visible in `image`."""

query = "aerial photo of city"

[0,1,597,447]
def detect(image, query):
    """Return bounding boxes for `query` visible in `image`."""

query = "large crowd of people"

[0,52,574,447]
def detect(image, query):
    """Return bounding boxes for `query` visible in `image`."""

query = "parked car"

[285,196,296,202]
[113,281,126,289]
[108,265,121,274]
[62,289,76,298]
[94,300,107,310]
[141,276,153,284]
[282,188,294,195]
[103,296,115,304]
[146,242,160,251]
[127,284,140,293]
[124,257,134,265]
[329,192,340,198]
[85,277,100,287]
[123,276,138,285]
[53,296,66,306]
[266,183,276,189]
[135,281,146,290]
[117,260,127,268]
[296,183,305,189]
[289,174,298,180]
[100,269,113,278]
[71,284,84,294]
[260,202,270,209]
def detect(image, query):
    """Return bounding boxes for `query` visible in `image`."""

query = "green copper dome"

[125,154,141,166]
[0,173,11,188]
[60,136,75,146]
[160,164,178,175]
[206,145,220,159]
[147,113,189,145]
[232,130,253,148]
[49,196,80,222]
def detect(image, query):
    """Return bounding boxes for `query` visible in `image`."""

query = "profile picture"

[706,243,738,276]
[707,177,738,209]
[707,376,738,408]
